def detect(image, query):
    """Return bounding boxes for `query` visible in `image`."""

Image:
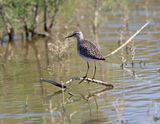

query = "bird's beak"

[65,33,75,39]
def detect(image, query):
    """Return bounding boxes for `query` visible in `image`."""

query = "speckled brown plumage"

[78,40,105,61]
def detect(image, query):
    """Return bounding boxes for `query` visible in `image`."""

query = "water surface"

[0,1,160,124]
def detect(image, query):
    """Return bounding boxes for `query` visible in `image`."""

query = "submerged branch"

[104,21,150,58]
[41,77,113,103]
[40,78,66,89]
[40,77,113,89]
[66,77,113,88]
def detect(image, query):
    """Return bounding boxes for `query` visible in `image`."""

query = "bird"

[65,31,106,83]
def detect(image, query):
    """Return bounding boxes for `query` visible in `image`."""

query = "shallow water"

[0,1,160,124]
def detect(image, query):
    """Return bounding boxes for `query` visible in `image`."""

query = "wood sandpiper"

[65,31,106,82]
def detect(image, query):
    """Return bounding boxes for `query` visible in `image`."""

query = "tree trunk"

[8,27,14,42]
[44,0,49,32]
[0,6,14,42]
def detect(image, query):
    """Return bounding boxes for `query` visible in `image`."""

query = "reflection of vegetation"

[41,76,113,124]
[41,77,113,123]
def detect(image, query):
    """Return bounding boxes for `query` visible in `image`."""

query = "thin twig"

[104,21,150,58]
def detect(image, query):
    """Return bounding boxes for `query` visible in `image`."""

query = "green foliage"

[60,0,79,21]
[2,0,35,19]
[0,0,38,30]
[0,0,129,32]
[101,0,129,11]
[48,0,64,7]
[47,0,65,21]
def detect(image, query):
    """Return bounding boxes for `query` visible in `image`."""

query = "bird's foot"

[89,77,95,83]
[79,76,87,84]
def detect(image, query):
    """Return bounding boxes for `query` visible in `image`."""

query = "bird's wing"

[79,40,105,60]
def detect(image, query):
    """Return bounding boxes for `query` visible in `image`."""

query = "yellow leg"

[92,62,96,79]
[79,61,89,83]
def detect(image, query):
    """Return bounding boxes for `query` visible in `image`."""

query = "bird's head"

[65,31,84,40]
